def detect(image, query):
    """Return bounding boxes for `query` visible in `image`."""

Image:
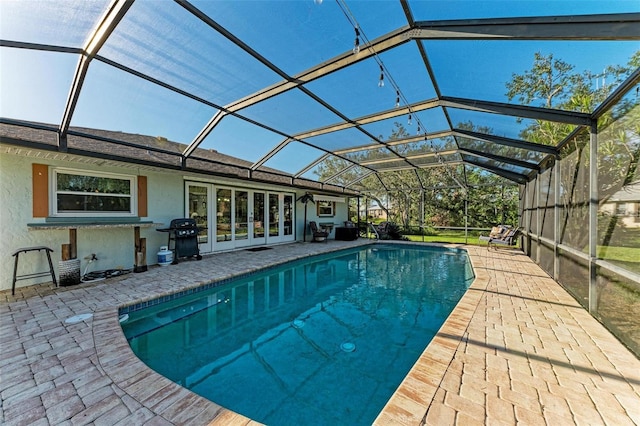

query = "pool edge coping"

[373,244,490,424]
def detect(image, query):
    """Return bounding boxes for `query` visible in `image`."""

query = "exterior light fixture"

[353,26,360,54]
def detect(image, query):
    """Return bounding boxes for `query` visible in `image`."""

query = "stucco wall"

[296,199,350,241]
[0,152,185,292]
[1,150,352,292]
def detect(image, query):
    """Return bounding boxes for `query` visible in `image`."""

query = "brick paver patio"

[1,241,639,425]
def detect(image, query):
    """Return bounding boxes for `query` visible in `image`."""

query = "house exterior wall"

[600,201,640,228]
[1,150,350,292]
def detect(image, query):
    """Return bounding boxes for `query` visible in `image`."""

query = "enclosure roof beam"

[292,98,439,141]
[250,138,292,171]
[217,25,413,114]
[440,96,593,125]
[333,130,453,155]
[376,174,389,192]
[294,154,330,178]
[322,126,558,159]
[344,170,376,188]
[322,164,357,184]
[592,67,640,119]
[58,0,134,151]
[463,158,528,184]
[453,129,558,155]
[359,150,458,166]
[459,147,540,172]
[183,110,227,159]
[412,13,640,40]
[374,160,462,173]
[0,40,81,54]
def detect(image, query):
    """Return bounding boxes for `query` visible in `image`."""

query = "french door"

[216,188,264,249]
[267,193,294,244]
[186,181,293,252]
[252,192,266,245]
[186,183,213,253]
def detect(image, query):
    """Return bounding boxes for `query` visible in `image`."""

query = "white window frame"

[51,167,137,217]
[317,200,335,217]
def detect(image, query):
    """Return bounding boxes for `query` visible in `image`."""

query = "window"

[317,201,335,217]
[616,203,627,216]
[52,168,137,216]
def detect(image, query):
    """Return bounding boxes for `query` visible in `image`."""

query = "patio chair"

[479,226,521,250]
[376,222,391,239]
[309,221,329,242]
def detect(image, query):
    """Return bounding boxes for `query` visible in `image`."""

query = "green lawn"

[598,246,640,274]
[401,231,639,273]
[404,231,486,245]
[598,246,640,262]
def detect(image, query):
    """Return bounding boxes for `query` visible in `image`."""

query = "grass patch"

[598,246,640,274]
[597,246,640,263]
[405,231,486,245]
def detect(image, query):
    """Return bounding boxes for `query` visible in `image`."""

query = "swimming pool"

[121,244,474,425]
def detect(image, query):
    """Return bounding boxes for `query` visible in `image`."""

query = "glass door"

[266,193,296,244]
[235,190,250,248]
[268,193,280,241]
[251,192,266,245]
[284,194,293,237]
[186,183,212,253]
[216,188,233,250]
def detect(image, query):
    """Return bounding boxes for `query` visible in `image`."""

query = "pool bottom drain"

[340,342,356,353]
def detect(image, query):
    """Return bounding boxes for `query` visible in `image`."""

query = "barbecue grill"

[157,218,202,264]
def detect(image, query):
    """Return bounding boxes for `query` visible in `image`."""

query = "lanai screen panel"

[71,60,217,144]
[199,115,289,163]
[0,48,78,124]
[260,142,327,175]
[0,1,638,193]
[98,1,283,106]
[341,146,401,163]
[299,155,371,184]
[0,0,110,46]
[425,40,639,111]
[447,107,579,144]
[409,0,638,19]
[302,127,379,152]
[304,42,438,119]
[237,89,343,136]
[462,165,517,186]
[191,0,407,75]
[360,108,450,143]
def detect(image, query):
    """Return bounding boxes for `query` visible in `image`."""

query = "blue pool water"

[121,244,474,425]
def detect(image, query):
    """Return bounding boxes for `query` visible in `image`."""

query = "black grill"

[160,218,202,264]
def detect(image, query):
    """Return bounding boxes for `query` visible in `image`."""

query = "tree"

[506,50,640,250]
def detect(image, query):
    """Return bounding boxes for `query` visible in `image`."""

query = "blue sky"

[1,0,639,173]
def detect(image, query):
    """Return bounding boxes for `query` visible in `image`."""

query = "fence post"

[588,121,598,313]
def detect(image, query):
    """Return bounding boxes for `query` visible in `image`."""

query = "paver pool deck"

[1,240,639,425]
